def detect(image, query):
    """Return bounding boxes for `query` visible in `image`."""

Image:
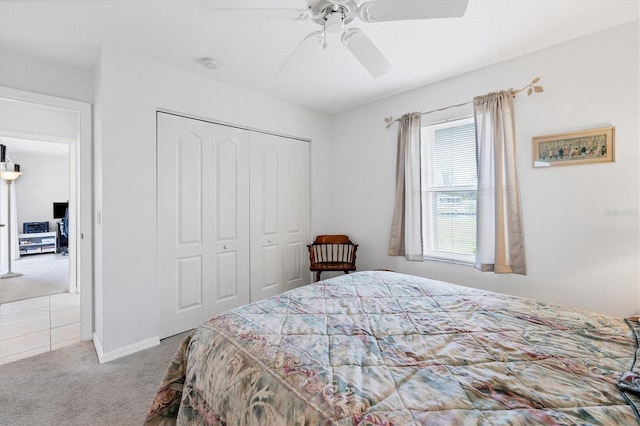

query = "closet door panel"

[262,145,280,235]
[250,133,310,302]
[285,150,302,234]
[287,242,302,282]
[281,139,310,291]
[158,115,211,337]
[211,133,250,313]
[177,133,203,245]
[250,138,282,300]
[177,256,203,310]
[262,245,281,290]
[158,113,250,338]
[216,251,238,300]
[216,141,238,240]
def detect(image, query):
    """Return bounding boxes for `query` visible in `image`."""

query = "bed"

[145,271,640,425]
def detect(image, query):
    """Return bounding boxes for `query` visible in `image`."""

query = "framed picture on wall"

[532,126,614,168]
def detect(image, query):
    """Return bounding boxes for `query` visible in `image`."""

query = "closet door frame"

[157,110,311,337]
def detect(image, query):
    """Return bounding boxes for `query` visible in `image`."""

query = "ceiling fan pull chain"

[322,18,328,49]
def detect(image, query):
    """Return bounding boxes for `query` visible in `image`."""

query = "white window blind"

[421,117,477,263]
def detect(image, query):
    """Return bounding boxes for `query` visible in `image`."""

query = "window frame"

[420,115,477,264]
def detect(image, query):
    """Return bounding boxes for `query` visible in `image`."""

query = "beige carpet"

[0,253,69,304]
[0,331,191,426]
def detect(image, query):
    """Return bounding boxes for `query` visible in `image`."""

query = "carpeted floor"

[0,331,191,426]
[0,254,69,304]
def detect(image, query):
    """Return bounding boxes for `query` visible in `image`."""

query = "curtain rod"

[384,77,543,129]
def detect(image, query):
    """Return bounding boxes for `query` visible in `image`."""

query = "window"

[421,117,477,263]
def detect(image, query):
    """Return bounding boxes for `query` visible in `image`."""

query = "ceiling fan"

[207,0,469,78]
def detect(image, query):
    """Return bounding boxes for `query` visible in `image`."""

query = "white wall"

[328,22,640,317]
[93,48,333,355]
[11,152,69,232]
[92,54,104,346]
[0,49,94,104]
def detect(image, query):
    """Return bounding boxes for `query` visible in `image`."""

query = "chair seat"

[310,262,357,271]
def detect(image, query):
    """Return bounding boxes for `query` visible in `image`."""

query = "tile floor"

[0,292,80,365]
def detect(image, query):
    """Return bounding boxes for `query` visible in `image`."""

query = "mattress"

[146,271,639,425]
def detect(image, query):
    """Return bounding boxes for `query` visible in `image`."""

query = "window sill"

[423,256,474,267]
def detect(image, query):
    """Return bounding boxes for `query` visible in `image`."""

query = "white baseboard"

[92,332,160,364]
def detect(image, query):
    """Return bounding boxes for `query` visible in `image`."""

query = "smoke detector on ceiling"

[199,57,220,70]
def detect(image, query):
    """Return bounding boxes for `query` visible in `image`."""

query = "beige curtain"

[388,112,423,261]
[474,90,526,274]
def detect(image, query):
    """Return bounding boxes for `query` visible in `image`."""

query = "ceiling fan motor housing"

[308,0,358,26]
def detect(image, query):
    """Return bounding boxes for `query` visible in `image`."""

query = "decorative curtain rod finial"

[515,77,543,96]
[384,116,396,129]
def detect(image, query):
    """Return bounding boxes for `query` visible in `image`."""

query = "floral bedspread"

[146,271,638,425]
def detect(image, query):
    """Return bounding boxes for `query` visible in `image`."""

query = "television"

[53,202,68,219]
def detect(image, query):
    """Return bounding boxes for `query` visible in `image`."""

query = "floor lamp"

[1,166,23,279]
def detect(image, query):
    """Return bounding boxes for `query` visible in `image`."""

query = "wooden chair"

[307,235,358,282]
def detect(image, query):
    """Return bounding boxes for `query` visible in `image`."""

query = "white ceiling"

[0,137,70,158]
[0,0,638,114]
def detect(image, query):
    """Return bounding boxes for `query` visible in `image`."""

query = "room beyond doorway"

[0,253,70,304]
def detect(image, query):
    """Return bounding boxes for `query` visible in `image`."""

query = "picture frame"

[532,126,614,168]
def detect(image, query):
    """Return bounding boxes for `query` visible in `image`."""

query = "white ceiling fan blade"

[360,0,469,23]
[206,0,305,10]
[206,0,307,21]
[341,28,392,78]
[209,10,306,21]
[276,30,323,77]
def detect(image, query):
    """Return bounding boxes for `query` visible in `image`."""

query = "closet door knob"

[268,239,273,243]
[223,244,229,249]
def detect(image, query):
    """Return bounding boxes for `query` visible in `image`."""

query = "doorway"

[0,87,92,363]
[0,139,71,303]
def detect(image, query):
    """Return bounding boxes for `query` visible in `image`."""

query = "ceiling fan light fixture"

[324,11,344,33]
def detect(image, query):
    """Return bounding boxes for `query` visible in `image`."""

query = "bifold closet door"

[157,113,250,338]
[250,132,310,301]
